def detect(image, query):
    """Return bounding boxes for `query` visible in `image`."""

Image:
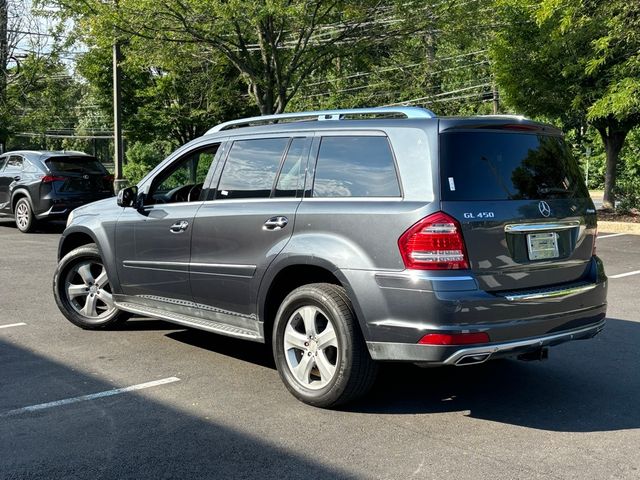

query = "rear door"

[439,127,596,292]
[189,135,310,327]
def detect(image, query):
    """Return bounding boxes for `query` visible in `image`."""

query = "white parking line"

[609,270,640,279]
[0,323,27,329]
[0,377,181,418]
[598,233,627,239]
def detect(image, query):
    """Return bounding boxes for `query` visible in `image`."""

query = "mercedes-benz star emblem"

[538,201,551,218]
[83,174,90,180]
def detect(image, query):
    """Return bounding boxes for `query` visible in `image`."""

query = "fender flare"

[256,254,370,339]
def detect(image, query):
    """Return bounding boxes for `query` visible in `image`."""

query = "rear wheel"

[15,198,36,233]
[273,283,377,408]
[53,244,129,329]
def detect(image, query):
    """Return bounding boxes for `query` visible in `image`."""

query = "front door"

[189,136,310,331]
[114,144,220,312]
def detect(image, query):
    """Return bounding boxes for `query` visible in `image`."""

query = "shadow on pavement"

[0,219,65,234]
[346,317,640,432]
[133,316,639,433]
[0,339,351,479]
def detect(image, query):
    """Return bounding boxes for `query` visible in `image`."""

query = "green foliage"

[615,176,640,214]
[123,140,174,185]
[492,0,640,208]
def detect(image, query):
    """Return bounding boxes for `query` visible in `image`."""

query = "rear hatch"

[45,156,113,195]
[438,120,596,292]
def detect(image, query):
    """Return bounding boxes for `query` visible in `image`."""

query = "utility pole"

[0,0,8,154]
[112,39,126,192]
[492,82,499,115]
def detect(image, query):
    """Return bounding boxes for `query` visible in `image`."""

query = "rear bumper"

[367,318,605,365]
[342,256,607,363]
[35,194,113,219]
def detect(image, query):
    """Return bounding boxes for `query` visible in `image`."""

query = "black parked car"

[0,151,114,232]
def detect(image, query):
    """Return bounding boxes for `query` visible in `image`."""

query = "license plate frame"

[527,232,559,261]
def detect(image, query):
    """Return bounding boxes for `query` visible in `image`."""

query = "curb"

[597,221,640,235]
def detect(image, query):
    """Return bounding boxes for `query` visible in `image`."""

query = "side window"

[5,156,23,171]
[147,145,219,205]
[312,136,401,198]
[275,138,308,197]
[216,138,289,200]
[23,160,39,174]
[0,157,6,171]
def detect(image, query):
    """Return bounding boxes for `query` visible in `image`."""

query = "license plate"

[527,232,559,260]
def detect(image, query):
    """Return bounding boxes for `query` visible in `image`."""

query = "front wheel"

[15,198,36,233]
[272,283,377,408]
[53,244,129,329]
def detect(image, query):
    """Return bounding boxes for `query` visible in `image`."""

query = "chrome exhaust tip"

[454,352,491,366]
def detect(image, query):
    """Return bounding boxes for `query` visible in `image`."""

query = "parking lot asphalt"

[1,219,639,480]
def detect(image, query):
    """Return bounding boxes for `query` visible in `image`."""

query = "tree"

[45,0,419,115]
[492,0,640,208]
[75,41,256,145]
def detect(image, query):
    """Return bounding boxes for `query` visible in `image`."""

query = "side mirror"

[117,186,138,208]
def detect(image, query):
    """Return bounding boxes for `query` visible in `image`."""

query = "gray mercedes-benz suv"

[53,107,607,407]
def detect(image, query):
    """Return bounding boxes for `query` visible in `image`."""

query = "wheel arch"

[58,224,123,294]
[258,257,369,344]
[11,188,33,213]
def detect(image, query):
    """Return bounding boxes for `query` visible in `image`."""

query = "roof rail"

[207,106,436,134]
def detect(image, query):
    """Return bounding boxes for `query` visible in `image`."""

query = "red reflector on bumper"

[418,332,490,345]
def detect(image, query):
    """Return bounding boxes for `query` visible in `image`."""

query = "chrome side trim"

[122,260,256,277]
[443,320,605,365]
[207,107,436,133]
[502,283,596,301]
[504,221,580,233]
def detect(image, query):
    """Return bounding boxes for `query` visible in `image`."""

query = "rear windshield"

[45,156,107,175]
[439,132,589,201]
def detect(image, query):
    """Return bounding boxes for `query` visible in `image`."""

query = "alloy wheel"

[283,305,339,390]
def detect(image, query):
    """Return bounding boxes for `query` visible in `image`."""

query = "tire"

[53,244,130,330]
[14,197,36,233]
[272,283,378,408]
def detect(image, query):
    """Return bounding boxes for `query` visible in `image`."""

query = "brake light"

[104,174,114,182]
[593,225,597,256]
[41,175,65,183]
[418,332,490,345]
[398,212,469,270]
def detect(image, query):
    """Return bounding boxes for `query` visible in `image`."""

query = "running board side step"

[115,301,264,342]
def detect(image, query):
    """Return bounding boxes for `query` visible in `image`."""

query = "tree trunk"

[597,124,628,210]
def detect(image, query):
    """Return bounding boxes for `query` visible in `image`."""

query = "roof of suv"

[201,107,561,139]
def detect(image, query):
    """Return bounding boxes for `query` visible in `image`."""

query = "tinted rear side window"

[46,156,107,174]
[216,138,289,199]
[313,136,400,197]
[440,132,588,201]
[0,157,6,171]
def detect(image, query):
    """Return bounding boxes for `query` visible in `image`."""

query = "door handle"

[13,176,20,181]
[263,216,288,231]
[169,220,189,233]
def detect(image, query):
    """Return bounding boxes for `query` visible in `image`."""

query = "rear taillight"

[41,175,65,183]
[398,211,469,270]
[104,174,114,183]
[418,332,490,345]
[592,225,598,256]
